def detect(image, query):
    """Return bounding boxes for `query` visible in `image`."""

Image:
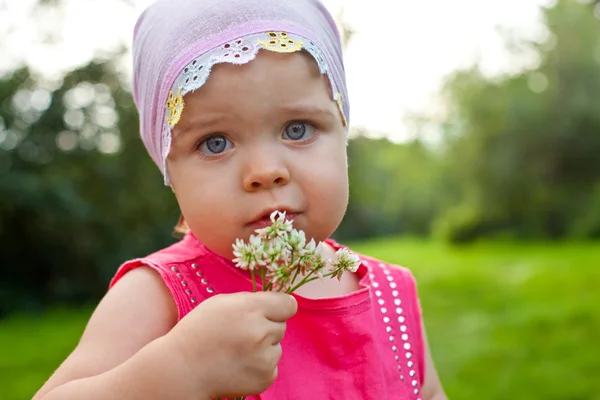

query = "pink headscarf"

[132,0,349,183]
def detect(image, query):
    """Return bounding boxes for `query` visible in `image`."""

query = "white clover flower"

[305,238,317,254]
[232,240,257,271]
[233,235,267,271]
[288,229,306,250]
[265,239,284,260]
[265,262,293,292]
[316,267,324,279]
[248,234,264,253]
[294,238,314,260]
[311,253,326,279]
[332,248,361,273]
[255,211,293,241]
[266,245,291,272]
[233,238,245,254]
[270,211,293,237]
[271,210,294,229]
[233,210,362,294]
[232,239,247,266]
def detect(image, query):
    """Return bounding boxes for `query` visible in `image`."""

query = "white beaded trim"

[170,263,214,305]
[371,263,422,399]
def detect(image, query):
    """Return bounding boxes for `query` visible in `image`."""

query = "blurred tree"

[0,58,180,315]
[337,134,444,240]
[430,0,600,243]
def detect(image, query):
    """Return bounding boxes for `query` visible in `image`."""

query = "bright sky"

[1,0,554,141]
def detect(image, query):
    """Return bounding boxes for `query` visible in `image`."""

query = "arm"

[421,320,448,400]
[33,267,210,400]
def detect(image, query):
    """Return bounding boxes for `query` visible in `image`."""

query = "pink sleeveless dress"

[110,233,426,400]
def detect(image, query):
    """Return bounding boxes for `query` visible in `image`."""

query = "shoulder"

[109,234,219,321]
[346,244,421,314]
[94,267,179,349]
[363,254,417,285]
[355,249,421,320]
[34,267,177,398]
[110,234,204,285]
[38,235,216,398]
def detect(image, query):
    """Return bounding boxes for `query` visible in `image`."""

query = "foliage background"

[1,0,599,399]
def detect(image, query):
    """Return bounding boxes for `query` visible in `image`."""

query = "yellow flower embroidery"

[258,32,303,53]
[166,88,184,127]
[336,92,347,127]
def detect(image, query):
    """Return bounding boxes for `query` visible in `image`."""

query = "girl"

[34,0,447,399]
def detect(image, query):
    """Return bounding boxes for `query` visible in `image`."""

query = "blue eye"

[283,122,316,141]
[198,135,232,154]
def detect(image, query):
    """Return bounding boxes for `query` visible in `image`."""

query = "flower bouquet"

[218,211,360,400]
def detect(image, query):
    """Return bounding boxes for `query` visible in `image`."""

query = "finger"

[268,321,287,345]
[266,343,283,369]
[251,292,298,322]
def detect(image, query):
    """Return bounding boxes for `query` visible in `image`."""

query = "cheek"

[171,167,240,258]
[325,161,349,209]
[302,139,349,210]
[169,160,238,223]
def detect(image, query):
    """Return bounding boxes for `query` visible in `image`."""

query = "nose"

[242,150,291,192]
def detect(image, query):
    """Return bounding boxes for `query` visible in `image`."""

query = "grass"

[351,238,600,400]
[0,308,91,399]
[1,238,599,400]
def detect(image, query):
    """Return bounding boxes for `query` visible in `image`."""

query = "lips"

[247,208,300,229]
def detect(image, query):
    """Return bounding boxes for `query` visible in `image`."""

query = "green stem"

[290,263,302,288]
[261,267,266,291]
[286,268,340,294]
[289,252,299,285]
[290,270,300,286]
[286,268,317,294]
[250,269,257,293]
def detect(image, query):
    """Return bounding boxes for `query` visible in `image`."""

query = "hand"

[164,291,298,398]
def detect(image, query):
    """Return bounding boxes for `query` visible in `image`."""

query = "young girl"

[34,0,447,399]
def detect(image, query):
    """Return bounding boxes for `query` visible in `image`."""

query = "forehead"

[182,50,335,112]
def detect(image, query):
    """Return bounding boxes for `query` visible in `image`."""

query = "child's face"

[167,50,349,259]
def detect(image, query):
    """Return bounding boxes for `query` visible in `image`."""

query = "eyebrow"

[276,104,336,119]
[175,103,336,136]
[175,114,231,137]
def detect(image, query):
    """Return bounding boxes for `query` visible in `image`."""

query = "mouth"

[247,208,301,229]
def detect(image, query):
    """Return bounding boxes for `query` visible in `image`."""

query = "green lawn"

[2,239,599,400]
